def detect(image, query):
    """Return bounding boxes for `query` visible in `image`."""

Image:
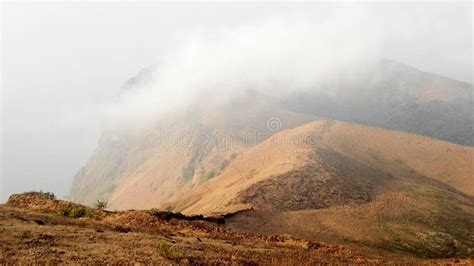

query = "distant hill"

[282,59,473,146]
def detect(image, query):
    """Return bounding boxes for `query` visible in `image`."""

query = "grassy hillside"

[3,192,381,264]
[166,120,474,258]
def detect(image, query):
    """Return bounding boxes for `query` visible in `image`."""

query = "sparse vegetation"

[57,202,73,216]
[95,200,109,210]
[24,190,56,200]
[219,153,238,171]
[39,190,56,200]
[69,207,86,218]
[180,138,215,183]
[156,240,186,260]
[149,208,161,215]
[3,191,473,263]
[199,170,215,182]
[181,148,201,183]
[56,202,86,218]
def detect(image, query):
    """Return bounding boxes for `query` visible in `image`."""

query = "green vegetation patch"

[69,207,86,218]
[181,147,204,183]
[56,202,91,218]
[156,240,186,260]
[199,171,215,182]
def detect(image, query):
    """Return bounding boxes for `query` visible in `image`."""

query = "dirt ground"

[0,192,472,264]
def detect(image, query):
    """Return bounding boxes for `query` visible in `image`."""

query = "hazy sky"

[1,2,472,202]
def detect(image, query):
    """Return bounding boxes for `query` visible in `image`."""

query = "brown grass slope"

[166,120,474,258]
[2,192,390,264]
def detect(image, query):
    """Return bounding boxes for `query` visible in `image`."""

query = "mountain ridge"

[69,59,474,258]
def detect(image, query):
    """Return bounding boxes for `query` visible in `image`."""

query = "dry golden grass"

[167,119,473,215]
[165,119,474,258]
[322,121,474,195]
[165,121,327,215]
[2,192,386,264]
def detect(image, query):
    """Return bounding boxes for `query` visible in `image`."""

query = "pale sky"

[1,2,472,202]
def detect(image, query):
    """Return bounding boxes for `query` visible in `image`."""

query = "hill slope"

[165,120,474,258]
[71,97,317,209]
[167,120,473,214]
[2,192,380,264]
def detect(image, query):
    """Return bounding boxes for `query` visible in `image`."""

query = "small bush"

[39,190,56,200]
[69,207,86,218]
[57,202,72,216]
[199,171,215,182]
[157,240,185,260]
[95,200,108,210]
[57,203,86,218]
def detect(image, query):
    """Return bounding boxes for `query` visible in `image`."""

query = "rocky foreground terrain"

[1,192,472,264]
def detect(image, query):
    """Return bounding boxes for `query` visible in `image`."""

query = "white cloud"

[104,13,381,128]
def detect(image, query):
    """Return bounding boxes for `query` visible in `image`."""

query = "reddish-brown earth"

[1,192,473,264]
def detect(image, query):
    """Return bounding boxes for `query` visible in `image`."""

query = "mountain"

[70,59,474,258]
[70,94,317,208]
[166,120,474,214]
[164,120,474,257]
[282,59,473,146]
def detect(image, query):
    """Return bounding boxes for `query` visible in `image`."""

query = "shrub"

[69,207,86,218]
[57,202,72,216]
[39,190,56,200]
[95,200,109,210]
[157,240,185,259]
[57,203,86,218]
[199,171,215,182]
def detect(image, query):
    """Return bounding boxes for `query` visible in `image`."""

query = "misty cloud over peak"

[104,17,381,128]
